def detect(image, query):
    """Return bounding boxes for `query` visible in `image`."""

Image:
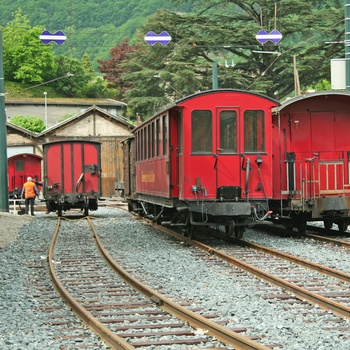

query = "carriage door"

[215,108,241,193]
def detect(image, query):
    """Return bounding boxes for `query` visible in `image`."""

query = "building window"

[192,110,212,153]
[244,110,265,152]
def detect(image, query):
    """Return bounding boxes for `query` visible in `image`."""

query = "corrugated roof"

[276,90,350,112]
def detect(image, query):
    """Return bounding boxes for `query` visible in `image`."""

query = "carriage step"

[160,221,187,227]
[176,206,188,211]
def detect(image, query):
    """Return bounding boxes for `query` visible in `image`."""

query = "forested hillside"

[0,0,192,68]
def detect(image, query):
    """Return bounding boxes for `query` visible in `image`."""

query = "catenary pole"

[345,0,350,91]
[212,62,218,90]
[0,31,9,212]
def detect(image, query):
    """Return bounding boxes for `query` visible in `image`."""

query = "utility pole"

[345,0,350,91]
[0,31,9,212]
[212,62,218,90]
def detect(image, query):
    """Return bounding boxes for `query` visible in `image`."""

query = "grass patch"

[4,81,66,99]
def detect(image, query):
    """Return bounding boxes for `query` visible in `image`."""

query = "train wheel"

[57,209,62,217]
[296,220,306,233]
[292,213,307,233]
[336,219,348,233]
[323,219,333,230]
[234,226,244,239]
[84,207,89,216]
[225,222,234,236]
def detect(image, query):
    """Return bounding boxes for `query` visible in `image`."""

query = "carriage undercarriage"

[128,196,252,239]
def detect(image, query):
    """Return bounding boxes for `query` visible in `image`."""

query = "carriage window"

[178,111,183,154]
[220,110,237,153]
[156,119,160,156]
[151,122,154,158]
[192,110,212,153]
[244,110,265,152]
[147,124,153,158]
[136,131,140,161]
[142,128,146,160]
[16,160,24,171]
[163,115,167,155]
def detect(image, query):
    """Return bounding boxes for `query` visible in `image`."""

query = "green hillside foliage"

[0,0,193,69]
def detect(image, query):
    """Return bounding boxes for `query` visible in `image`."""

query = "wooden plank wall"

[100,137,124,197]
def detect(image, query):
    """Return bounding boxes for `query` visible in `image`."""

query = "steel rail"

[149,222,350,321]
[227,235,350,284]
[48,217,134,350]
[303,231,350,249]
[86,217,271,350]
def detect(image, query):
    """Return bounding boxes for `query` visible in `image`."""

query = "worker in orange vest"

[21,177,39,216]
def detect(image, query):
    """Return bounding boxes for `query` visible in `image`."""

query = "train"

[270,91,350,233]
[8,153,42,198]
[123,89,280,238]
[123,89,350,237]
[43,140,101,216]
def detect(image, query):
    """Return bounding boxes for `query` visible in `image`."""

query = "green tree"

[10,115,46,132]
[82,53,94,76]
[52,56,90,97]
[2,9,58,84]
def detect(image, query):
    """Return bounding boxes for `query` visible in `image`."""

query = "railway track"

[254,221,350,248]
[200,232,350,319]
[133,219,350,325]
[48,216,272,349]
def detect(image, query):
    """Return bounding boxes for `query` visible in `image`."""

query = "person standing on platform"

[21,177,39,216]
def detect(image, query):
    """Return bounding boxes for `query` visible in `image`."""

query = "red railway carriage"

[8,153,42,198]
[43,140,101,216]
[270,91,350,232]
[124,89,280,237]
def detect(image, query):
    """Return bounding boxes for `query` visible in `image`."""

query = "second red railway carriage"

[43,140,101,216]
[124,89,280,237]
[270,91,350,232]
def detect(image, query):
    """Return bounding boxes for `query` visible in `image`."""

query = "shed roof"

[6,121,38,137]
[39,104,134,136]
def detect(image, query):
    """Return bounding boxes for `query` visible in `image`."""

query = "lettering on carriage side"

[141,172,155,182]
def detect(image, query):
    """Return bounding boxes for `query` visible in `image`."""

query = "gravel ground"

[0,212,34,248]
[1,207,350,349]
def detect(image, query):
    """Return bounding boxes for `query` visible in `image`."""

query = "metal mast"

[0,31,9,212]
[345,0,350,90]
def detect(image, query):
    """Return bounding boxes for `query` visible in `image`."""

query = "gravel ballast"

[1,207,350,349]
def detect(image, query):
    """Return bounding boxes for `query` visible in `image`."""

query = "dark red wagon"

[43,140,101,216]
[8,153,42,198]
[124,89,279,237]
[270,91,350,232]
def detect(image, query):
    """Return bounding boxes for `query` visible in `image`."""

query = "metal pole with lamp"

[0,31,9,212]
[44,92,47,128]
[346,0,350,91]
